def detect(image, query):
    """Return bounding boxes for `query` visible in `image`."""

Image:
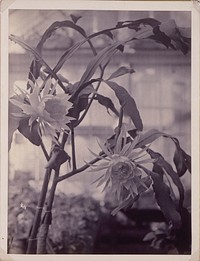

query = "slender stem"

[40,141,50,161]
[74,68,106,127]
[26,168,52,254]
[57,153,106,183]
[71,127,77,170]
[51,22,144,78]
[60,131,69,150]
[115,107,124,141]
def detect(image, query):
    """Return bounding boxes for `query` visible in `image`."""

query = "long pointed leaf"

[9,35,66,92]
[18,118,42,146]
[96,94,119,116]
[78,42,124,88]
[148,149,184,208]
[141,166,182,229]
[135,129,165,148]
[105,80,143,131]
[173,145,188,177]
[134,129,191,176]
[107,66,135,81]
[111,196,138,216]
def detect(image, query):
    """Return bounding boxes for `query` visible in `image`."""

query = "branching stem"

[57,153,106,183]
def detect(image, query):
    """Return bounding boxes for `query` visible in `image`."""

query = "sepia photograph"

[0,1,199,260]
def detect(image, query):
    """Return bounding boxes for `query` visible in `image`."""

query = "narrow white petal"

[124,135,140,156]
[136,158,156,165]
[97,140,112,158]
[88,148,109,161]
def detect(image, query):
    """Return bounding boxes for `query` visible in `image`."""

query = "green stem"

[26,168,52,254]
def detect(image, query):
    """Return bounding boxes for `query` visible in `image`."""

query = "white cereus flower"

[9,79,73,140]
[90,125,155,215]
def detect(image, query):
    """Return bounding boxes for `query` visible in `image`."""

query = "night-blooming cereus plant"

[8,15,191,254]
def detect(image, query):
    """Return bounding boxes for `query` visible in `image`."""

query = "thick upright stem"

[36,170,59,254]
[36,133,69,253]
[26,168,52,254]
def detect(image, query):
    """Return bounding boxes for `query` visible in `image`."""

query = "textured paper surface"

[0,1,199,260]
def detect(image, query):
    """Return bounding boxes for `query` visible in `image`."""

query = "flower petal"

[21,104,37,115]
[91,174,105,184]
[97,140,113,158]
[29,87,40,109]
[119,142,132,156]
[88,148,109,161]
[9,98,24,109]
[124,135,140,156]
[114,127,125,154]
[111,196,137,216]
[136,158,156,165]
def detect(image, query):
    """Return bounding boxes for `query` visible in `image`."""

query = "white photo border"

[1,1,199,260]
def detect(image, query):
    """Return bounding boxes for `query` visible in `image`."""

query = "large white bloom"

[9,80,73,139]
[90,126,155,215]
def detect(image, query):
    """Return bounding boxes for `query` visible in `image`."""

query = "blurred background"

[8,10,191,254]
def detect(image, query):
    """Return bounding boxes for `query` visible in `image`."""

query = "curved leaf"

[152,20,191,54]
[28,20,88,81]
[43,18,163,84]
[70,14,82,24]
[37,20,86,51]
[18,118,42,146]
[78,42,124,88]
[173,145,188,177]
[148,149,184,208]
[159,19,177,38]
[141,166,182,229]
[8,101,22,151]
[135,129,165,148]
[134,129,191,176]
[171,138,191,175]
[111,195,139,216]
[105,80,143,131]
[151,26,172,49]
[107,66,135,81]
[182,150,191,173]
[9,35,66,92]
[68,83,95,120]
[46,146,70,170]
[116,18,161,30]
[96,94,119,116]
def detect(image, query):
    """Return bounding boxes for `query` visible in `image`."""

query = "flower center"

[111,161,134,180]
[44,98,66,119]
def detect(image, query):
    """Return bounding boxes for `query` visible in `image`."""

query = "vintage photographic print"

[0,1,199,260]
